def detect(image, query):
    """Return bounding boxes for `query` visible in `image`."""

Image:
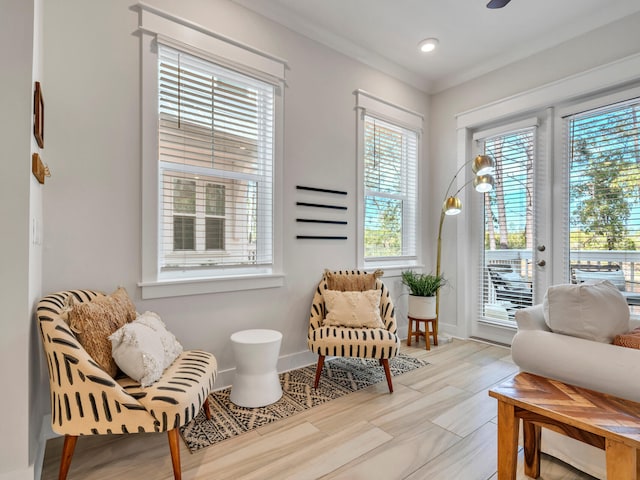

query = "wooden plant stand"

[406,316,438,351]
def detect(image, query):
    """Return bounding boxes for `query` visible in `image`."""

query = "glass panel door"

[479,128,536,327]
[563,96,640,315]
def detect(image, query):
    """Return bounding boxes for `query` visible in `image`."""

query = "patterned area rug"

[180,354,428,452]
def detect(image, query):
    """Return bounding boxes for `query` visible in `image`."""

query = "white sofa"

[511,304,640,478]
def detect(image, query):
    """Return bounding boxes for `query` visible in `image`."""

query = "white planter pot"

[408,295,437,319]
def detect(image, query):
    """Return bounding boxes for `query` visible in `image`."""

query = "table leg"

[606,438,637,480]
[523,420,541,478]
[496,401,519,480]
[407,317,413,346]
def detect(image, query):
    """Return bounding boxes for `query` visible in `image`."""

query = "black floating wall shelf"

[296,185,347,195]
[296,235,347,240]
[296,218,348,225]
[296,202,347,210]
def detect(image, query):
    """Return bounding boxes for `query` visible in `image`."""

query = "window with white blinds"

[158,45,274,275]
[481,127,536,322]
[363,115,418,260]
[565,97,640,291]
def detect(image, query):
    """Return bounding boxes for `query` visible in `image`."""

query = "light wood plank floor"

[41,339,596,479]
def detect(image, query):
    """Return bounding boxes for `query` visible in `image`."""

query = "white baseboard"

[0,465,34,480]
[33,414,58,480]
[213,349,317,390]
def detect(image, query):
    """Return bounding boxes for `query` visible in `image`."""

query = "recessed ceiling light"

[418,38,439,53]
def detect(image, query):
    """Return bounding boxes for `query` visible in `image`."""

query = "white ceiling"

[231,0,640,93]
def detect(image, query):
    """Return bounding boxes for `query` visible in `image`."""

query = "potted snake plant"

[401,270,447,319]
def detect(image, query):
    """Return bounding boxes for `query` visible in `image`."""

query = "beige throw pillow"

[323,289,384,328]
[324,269,383,292]
[68,287,136,377]
[543,280,629,343]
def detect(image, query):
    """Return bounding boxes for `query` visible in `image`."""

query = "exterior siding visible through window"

[157,45,274,273]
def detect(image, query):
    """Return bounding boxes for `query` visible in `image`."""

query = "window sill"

[361,263,425,278]
[138,273,285,299]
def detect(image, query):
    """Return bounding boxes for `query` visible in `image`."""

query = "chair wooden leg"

[314,355,325,389]
[203,396,212,420]
[58,434,78,480]
[381,358,393,393]
[167,428,182,480]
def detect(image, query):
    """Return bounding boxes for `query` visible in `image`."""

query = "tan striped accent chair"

[307,270,400,393]
[37,290,217,480]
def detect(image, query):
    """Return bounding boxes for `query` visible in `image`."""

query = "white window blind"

[158,44,274,274]
[480,127,536,323]
[363,115,418,260]
[565,97,640,290]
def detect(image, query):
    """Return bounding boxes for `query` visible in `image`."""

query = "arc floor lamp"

[435,155,496,323]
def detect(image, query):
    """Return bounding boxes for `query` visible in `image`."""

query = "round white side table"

[229,329,283,408]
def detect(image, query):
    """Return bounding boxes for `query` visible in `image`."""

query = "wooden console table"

[489,372,640,479]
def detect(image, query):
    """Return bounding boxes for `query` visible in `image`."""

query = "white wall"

[430,12,640,337]
[40,0,428,401]
[31,1,640,475]
[0,0,44,478]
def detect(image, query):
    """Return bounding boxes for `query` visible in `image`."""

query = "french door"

[468,87,640,344]
[469,114,553,344]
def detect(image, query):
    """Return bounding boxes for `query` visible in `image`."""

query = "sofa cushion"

[543,280,629,343]
[614,327,640,349]
[117,350,218,430]
[67,287,136,377]
[322,289,384,328]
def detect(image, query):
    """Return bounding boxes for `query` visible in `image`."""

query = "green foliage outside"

[569,107,640,251]
[364,199,402,257]
[484,231,527,249]
[363,119,404,258]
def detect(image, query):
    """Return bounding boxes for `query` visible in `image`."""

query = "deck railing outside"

[483,249,640,320]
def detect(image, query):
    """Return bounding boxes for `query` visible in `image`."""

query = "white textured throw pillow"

[323,289,384,328]
[109,312,183,386]
[109,321,165,386]
[543,280,629,343]
[135,311,183,369]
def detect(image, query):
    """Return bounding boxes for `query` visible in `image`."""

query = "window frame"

[138,5,285,299]
[355,90,423,274]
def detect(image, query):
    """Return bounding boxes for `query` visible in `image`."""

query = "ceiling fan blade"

[486,0,511,8]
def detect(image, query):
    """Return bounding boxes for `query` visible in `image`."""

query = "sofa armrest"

[512,329,640,402]
[514,304,550,331]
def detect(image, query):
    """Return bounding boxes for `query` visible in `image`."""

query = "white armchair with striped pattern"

[37,289,217,480]
[307,270,400,393]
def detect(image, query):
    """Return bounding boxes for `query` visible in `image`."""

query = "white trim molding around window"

[355,90,423,273]
[138,4,285,298]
